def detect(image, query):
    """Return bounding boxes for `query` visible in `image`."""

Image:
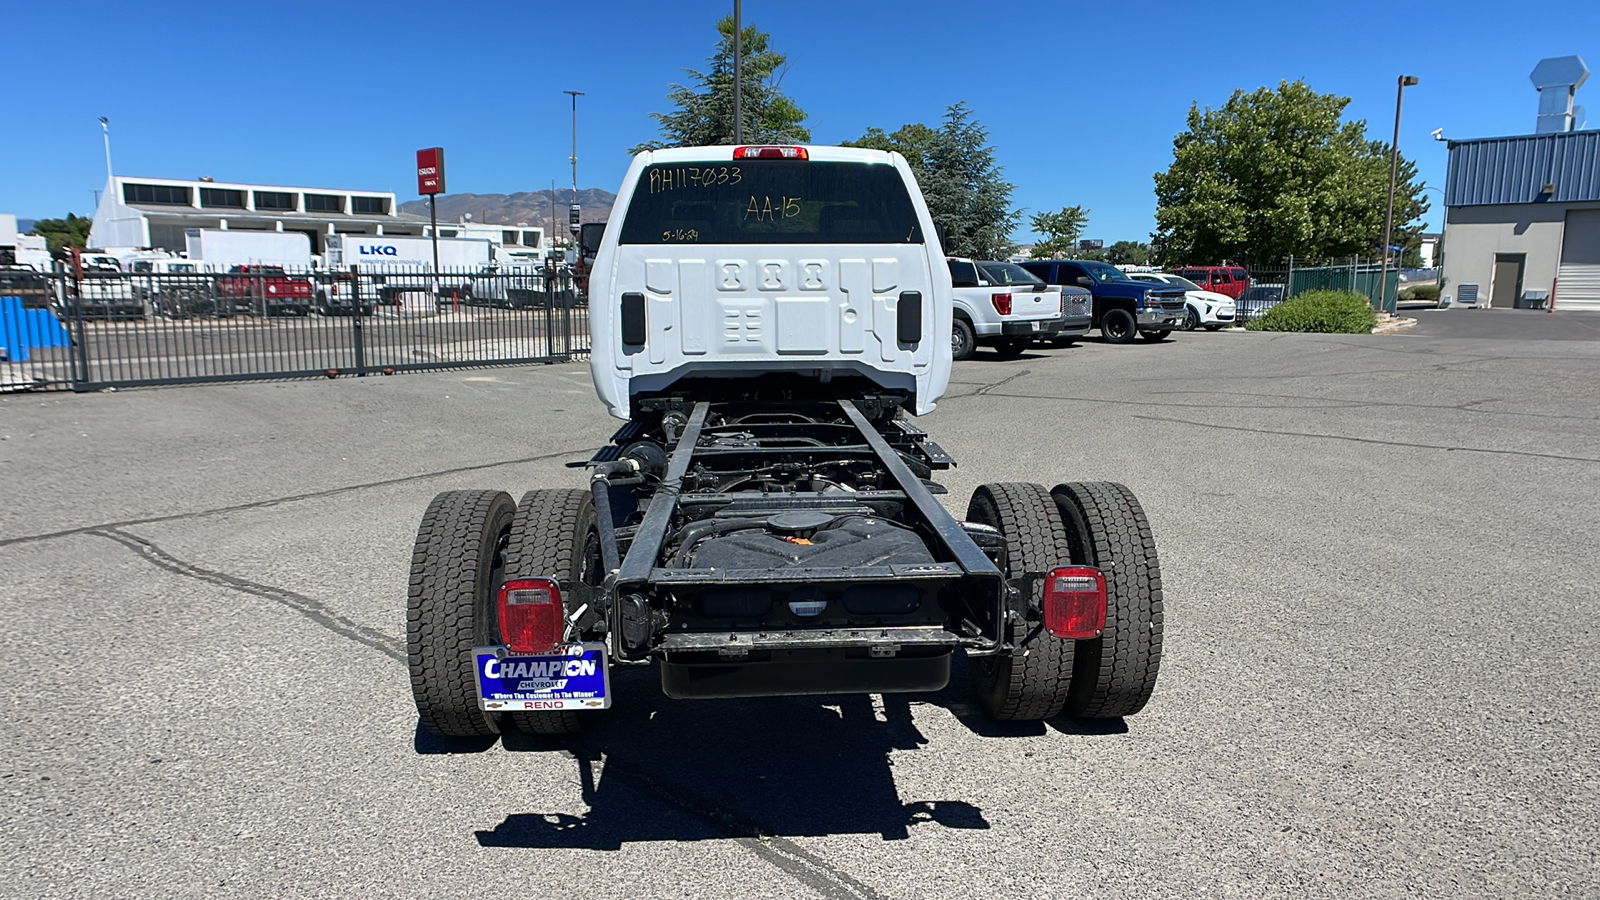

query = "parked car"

[469,263,579,310]
[1167,265,1252,300]
[947,257,1071,359]
[1019,259,1186,344]
[129,258,220,318]
[217,265,313,317]
[1236,284,1287,324]
[0,265,53,309]
[311,271,375,316]
[1127,272,1236,331]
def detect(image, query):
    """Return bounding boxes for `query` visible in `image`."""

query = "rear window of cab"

[618,160,924,245]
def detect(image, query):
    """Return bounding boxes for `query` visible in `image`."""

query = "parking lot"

[2,314,1597,898]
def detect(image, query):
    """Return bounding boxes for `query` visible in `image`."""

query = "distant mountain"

[399,189,617,234]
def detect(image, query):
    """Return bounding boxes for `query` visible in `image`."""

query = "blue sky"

[3,0,1596,244]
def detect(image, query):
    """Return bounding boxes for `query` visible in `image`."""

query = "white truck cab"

[586,145,952,420]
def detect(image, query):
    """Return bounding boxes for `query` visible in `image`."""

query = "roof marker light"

[734,146,809,160]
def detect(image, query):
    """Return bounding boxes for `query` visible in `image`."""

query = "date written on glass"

[662,228,701,242]
[746,196,802,221]
[649,166,742,193]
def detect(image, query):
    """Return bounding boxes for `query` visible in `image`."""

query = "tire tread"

[1053,481,1164,718]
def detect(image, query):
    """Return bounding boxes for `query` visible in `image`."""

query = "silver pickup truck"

[948,258,1088,359]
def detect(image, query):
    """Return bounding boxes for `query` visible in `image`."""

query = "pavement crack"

[87,530,882,899]
[0,444,596,549]
[1134,414,1600,463]
[974,370,1029,396]
[91,527,405,663]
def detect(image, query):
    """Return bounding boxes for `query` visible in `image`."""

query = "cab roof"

[636,145,902,166]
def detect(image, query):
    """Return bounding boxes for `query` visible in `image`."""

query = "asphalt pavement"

[2,315,1596,899]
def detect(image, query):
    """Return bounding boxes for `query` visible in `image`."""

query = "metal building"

[1440,56,1600,311]
[86,175,543,262]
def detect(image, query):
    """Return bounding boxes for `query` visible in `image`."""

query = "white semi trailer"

[184,229,313,270]
[324,234,492,271]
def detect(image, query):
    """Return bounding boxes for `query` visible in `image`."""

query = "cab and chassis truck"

[406,145,1165,736]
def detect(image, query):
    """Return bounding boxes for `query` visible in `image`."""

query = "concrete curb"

[1372,316,1418,335]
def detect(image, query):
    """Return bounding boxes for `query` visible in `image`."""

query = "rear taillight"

[734,146,809,160]
[1043,566,1106,639]
[991,292,1012,316]
[497,578,565,654]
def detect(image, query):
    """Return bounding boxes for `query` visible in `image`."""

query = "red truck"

[217,265,314,317]
[1167,265,1252,300]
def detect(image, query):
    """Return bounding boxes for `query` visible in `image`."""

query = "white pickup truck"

[947,257,1070,360]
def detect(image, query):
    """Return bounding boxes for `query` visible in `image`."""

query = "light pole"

[732,0,742,144]
[1380,75,1419,316]
[564,90,584,248]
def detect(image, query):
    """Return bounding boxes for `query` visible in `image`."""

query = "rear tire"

[503,488,602,735]
[966,483,1078,721]
[992,339,1028,358]
[1051,482,1164,718]
[407,490,518,738]
[952,318,976,361]
[1101,309,1137,344]
[1140,329,1171,342]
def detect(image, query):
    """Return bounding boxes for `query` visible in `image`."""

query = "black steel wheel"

[503,488,604,735]
[1051,482,1164,719]
[407,490,517,738]
[952,318,977,361]
[967,483,1078,721]
[1101,308,1137,344]
[1140,328,1171,342]
[1183,306,1200,331]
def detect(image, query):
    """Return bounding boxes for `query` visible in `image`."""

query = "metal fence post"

[64,271,91,391]
[351,265,366,375]
[1286,254,1294,298]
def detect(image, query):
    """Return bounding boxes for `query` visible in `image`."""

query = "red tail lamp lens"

[733,146,809,160]
[1043,566,1106,639]
[991,292,1012,316]
[498,578,564,654]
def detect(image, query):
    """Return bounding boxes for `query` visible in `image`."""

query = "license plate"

[1032,322,1043,332]
[474,643,611,711]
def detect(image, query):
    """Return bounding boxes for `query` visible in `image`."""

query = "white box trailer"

[324,234,494,307]
[185,229,312,270]
[325,234,492,271]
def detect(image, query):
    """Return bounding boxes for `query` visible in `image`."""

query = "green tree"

[30,213,93,256]
[847,102,1020,259]
[1101,240,1153,266]
[1152,80,1428,265]
[633,16,809,152]
[1027,206,1089,259]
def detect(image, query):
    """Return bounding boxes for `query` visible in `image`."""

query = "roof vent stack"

[1531,55,1589,134]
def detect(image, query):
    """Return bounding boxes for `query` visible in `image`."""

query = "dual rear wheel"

[967,481,1164,721]
[407,488,600,738]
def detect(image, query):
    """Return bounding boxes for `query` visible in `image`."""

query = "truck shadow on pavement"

[465,655,1123,848]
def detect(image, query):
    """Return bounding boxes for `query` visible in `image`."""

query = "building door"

[1491,254,1525,308]
[1556,210,1600,311]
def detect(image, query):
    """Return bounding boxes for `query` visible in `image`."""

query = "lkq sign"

[416,147,446,195]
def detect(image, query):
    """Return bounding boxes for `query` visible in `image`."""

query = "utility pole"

[1380,75,1419,316]
[99,116,113,186]
[564,90,584,251]
[732,0,743,144]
